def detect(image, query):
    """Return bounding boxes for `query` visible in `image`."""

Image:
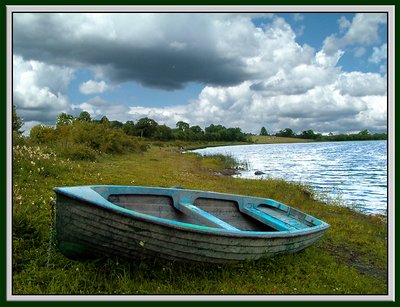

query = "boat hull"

[54,186,329,264]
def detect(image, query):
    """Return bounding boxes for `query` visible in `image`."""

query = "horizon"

[11,8,389,136]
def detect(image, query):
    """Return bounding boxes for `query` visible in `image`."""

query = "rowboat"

[53,185,329,263]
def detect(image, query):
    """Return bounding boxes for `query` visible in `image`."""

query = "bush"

[29,125,57,144]
[59,143,98,161]
[28,121,149,160]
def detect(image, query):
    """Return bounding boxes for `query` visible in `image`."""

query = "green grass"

[12,143,388,295]
[251,135,315,144]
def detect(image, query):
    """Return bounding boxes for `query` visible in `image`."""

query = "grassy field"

[251,135,315,144]
[12,142,388,296]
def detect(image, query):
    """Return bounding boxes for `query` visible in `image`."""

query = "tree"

[205,124,225,134]
[135,117,159,138]
[100,116,109,125]
[122,121,136,136]
[12,105,23,135]
[189,125,203,134]
[260,126,268,136]
[224,127,247,141]
[77,111,91,122]
[300,129,316,139]
[275,128,296,138]
[204,124,225,141]
[153,125,174,141]
[109,120,123,129]
[56,112,74,126]
[176,121,190,131]
[359,129,370,136]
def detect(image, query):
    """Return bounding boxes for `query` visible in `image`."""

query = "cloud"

[12,13,260,90]
[21,120,42,136]
[125,42,387,135]
[293,13,304,22]
[85,96,109,106]
[13,55,74,123]
[71,96,136,122]
[79,80,110,94]
[186,80,379,134]
[12,12,387,135]
[335,72,387,97]
[128,105,189,127]
[315,49,344,68]
[341,13,386,45]
[353,47,366,58]
[369,43,387,64]
[250,64,338,96]
[322,13,387,55]
[71,96,107,118]
[13,13,314,91]
[338,16,351,32]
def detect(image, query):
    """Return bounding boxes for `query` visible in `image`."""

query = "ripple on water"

[194,140,388,215]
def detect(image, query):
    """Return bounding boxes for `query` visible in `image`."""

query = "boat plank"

[174,202,240,231]
[54,185,330,263]
[57,198,325,263]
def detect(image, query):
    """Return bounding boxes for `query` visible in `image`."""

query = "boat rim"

[53,185,330,238]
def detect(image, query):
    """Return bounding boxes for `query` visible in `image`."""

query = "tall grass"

[29,121,149,161]
[11,142,388,296]
[202,153,248,170]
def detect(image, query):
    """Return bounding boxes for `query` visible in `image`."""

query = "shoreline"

[190,141,387,218]
[12,143,388,295]
[182,137,387,152]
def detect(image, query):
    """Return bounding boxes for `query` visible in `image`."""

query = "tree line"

[260,126,387,141]
[12,109,250,160]
[12,106,387,162]
[54,111,250,142]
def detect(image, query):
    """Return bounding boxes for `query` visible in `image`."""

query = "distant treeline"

[13,107,387,161]
[54,111,250,142]
[261,127,387,142]
[13,110,250,160]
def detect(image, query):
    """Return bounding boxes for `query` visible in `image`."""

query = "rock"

[254,171,266,175]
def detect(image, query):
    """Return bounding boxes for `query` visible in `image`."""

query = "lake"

[193,140,388,215]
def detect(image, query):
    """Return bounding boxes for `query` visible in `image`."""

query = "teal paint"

[53,185,330,263]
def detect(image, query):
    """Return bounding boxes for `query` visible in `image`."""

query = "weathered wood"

[54,185,329,263]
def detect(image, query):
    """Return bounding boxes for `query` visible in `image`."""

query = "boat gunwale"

[53,185,330,239]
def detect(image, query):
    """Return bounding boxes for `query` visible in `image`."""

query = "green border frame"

[3,1,397,305]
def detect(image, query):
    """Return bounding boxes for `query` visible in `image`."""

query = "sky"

[12,10,388,135]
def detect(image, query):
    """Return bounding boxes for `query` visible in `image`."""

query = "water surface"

[193,141,387,215]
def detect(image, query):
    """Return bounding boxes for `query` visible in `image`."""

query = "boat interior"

[104,187,318,232]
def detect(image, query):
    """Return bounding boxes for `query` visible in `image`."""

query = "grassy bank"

[251,135,315,144]
[12,142,387,295]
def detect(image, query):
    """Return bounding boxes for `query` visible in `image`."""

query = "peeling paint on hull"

[54,185,329,263]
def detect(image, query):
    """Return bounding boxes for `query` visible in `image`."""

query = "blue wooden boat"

[53,185,329,263]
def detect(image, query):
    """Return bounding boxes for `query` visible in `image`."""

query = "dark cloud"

[17,108,60,124]
[13,13,261,90]
[102,48,252,90]
[12,12,388,135]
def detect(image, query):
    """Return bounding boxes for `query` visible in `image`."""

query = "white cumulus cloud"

[335,72,387,97]
[13,55,74,124]
[322,13,387,55]
[79,80,110,94]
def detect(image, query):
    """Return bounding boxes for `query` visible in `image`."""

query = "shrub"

[60,143,98,161]
[29,125,57,144]
[29,121,149,160]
